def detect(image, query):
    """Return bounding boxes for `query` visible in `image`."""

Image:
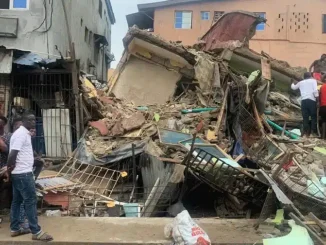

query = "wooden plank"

[142,178,160,217]
[259,169,292,205]
[252,99,265,136]
[308,212,326,232]
[234,154,244,162]
[215,84,229,135]
[289,213,325,245]
[157,157,182,164]
[261,56,271,80]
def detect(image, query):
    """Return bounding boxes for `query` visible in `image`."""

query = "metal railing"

[185,148,268,207]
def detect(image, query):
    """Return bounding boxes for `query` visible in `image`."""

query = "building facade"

[128,0,326,68]
[0,0,115,81]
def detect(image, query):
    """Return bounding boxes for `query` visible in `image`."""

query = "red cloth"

[320,84,326,107]
[313,72,322,81]
[282,160,294,171]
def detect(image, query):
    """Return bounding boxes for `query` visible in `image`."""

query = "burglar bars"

[186,148,268,207]
[249,137,326,219]
[54,157,123,199]
[10,71,77,158]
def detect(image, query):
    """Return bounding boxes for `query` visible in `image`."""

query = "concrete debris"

[77,27,326,221]
[121,112,146,131]
[3,20,325,234]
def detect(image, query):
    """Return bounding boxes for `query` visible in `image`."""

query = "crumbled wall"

[112,56,181,105]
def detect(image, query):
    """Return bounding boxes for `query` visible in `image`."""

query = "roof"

[201,11,265,51]
[138,0,224,11]
[123,26,196,65]
[104,0,116,24]
[126,12,154,29]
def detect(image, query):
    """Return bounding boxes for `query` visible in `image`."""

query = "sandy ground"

[0,217,265,244]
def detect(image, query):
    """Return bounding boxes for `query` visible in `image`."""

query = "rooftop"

[105,0,116,24]
[138,0,226,11]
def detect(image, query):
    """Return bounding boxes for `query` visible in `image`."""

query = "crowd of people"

[0,112,53,242]
[291,55,326,138]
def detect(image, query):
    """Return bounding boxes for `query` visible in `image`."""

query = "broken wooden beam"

[215,84,230,136]
[289,212,325,245]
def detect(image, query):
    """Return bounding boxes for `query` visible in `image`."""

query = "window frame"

[9,0,29,10]
[84,27,89,43]
[255,12,266,31]
[99,0,103,18]
[174,11,193,29]
[201,11,210,21]
[213,11,224,22]
[323,14,326,34]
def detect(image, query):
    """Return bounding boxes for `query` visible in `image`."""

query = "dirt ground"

[0,217,265,244]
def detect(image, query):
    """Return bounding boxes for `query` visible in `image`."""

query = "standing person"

[5,112,53,241]
[319,77,326,138]
[0,116,12,209]
[310,54,326,81]
[291,72,319,137]
[0,116,10,169]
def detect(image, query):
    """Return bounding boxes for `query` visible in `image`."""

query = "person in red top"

[319,79,326,138]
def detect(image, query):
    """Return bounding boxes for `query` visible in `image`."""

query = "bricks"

[89,120,109,136]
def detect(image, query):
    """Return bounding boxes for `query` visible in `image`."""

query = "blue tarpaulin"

[14,53,56,68]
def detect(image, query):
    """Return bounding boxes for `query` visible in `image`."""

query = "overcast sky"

[110,0,161,68]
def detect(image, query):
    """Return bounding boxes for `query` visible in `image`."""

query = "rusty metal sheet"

[201,11,265,51]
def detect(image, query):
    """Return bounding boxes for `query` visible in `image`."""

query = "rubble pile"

[82,87,229,160]
[31,14,326,244]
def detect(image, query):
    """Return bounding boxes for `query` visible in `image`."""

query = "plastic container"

[123,203,139,217]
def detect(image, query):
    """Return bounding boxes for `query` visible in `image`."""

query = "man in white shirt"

[291,72,319,137]
[6,112,53,242]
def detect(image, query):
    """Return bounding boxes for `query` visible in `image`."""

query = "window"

[0,0,29,9]
[255,12,266,31]
[84,27,89,42]
[89,31,93,45]
[175,11,192,29]
[201,11,210,20]
[213,11,224,22]
[323,14,326,33]
[99,0,103,18]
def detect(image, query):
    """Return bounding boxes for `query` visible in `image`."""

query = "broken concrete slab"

[111,121,125,136]
[121,111,145,131]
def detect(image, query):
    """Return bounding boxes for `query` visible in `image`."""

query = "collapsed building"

[14,10,326,244]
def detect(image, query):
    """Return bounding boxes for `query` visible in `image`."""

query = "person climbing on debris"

[291,72,319,137]
[309,54,326,81]
[5,112,53,242]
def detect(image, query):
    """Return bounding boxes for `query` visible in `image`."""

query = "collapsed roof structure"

[25,10,326,243]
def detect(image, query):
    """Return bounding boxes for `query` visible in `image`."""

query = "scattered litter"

[164,210,211,245]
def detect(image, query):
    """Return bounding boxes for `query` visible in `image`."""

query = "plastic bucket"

[123,203,139,217]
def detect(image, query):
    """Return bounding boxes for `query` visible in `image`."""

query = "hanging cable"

[29,0,47,33]
[40,0,54,33]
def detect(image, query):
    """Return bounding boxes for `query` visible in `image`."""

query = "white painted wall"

[0,0,113,81]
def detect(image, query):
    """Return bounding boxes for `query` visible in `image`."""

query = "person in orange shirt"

[319,78,326,138]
